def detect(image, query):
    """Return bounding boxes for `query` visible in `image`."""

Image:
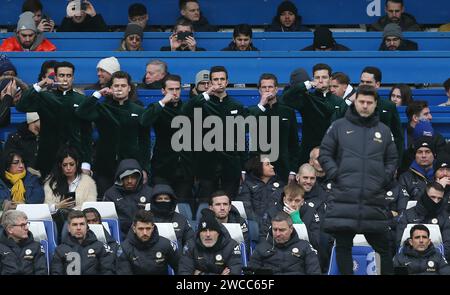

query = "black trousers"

[334,231,393,275]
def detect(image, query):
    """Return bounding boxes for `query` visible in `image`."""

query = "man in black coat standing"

[319,85,398,275]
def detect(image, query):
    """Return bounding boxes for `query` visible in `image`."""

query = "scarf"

[4,170,26,203]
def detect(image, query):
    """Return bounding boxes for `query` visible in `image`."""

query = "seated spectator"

[43,146,97,213]
[389,83,413,106]
[0,210,48,275]
[150,184,194,250]
[160,19,205,51]
[0,150,44,211]
[117,23,144,51]
[221,24,259,51]
[138,59,169,90]
[178,208,242,275]
[369,0,421,31]
[117,209,180,275]
[85,57,120,90]
[37,60,57,82]
[0,12,56,52]
[189,69,209,98]
[51,210,115,275]
[438,78,450,106]
[396,182,450,261]
[301,27,350,51]
[260,183,321,254]
[0,55,18,77]
[394,224,450,275]
[249,211,321,275]
[330,72,355,102]
[379,23,418,51]
[82,207,119,257]
[236,156,283,225]
[266,0,309,32]
[59,0,107,32]
[128,2,160,32]
[22,0,55,32]
[178,0,216,32]
[0,76,28,128]
[103,159,152,237]
[4,113,40,176]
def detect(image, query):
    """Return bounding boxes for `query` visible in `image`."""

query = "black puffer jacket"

[178,225,242,275]
[393,240,450,275]
[51,230,115,275]
[0,230,47,275]
[260,201,321,253]
[221,41,259,51]
[103,159,152,237]
[249,229,321,275]
[369,13,421,32]
[117,226,179,275]
[319,105,398,233]
[304,184,328,221]
[150,184,195,249]
[396,193,450,259]
[236,174,283,222]
[398,168,430,202]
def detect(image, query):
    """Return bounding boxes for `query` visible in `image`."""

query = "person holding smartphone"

[160,19,205,51]
[59,0,107,32]
[21,0,55,32]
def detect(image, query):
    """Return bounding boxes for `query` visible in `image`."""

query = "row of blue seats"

[1,0,448,26]
[2,32,450,51]
[5,51,450,85]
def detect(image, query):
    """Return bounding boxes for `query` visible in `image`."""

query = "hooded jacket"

[266,14,310,32]
[0,230,47,275]
[150,184,194,249]
[104,159,152,237]
[0,34,56,52]
[249,229,321,275]
[51,230,115,275]
[319,105,398,234]
[117,226,179,275]
[396,193,450,259]
[236,174,284,223]
[393,240,450,275]
[178,223,242,275]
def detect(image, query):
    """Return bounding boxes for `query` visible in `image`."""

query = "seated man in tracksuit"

[51,210,115,275]
[117,209,179,275]
[260,182,321,257]
[396,182,450,261]
[249,211,321,275]
[178,208,242,275]
[394,224,450,275]
[0,210,48,275]
[103,158,152,238]
[150,184,194,250]
[208,190,250,256]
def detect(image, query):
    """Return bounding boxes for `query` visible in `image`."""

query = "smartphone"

[63,192,76,200]
[177,31,193,41]
[80,1,88,11]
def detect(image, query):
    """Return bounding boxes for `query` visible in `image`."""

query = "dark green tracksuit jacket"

[182,93,247,181]
[16,87,92,177]
[76,96,150,178]
[248,101,300,182]
[140,100,194,180]
[281,83,347,165]
[376,98,404,162]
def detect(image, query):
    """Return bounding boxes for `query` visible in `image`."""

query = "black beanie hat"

[313,27,335,50]
[198,208,222,233]
[414,136,436,156]
[277,1,298,16]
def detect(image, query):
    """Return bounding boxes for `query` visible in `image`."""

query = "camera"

[177,31,193,41]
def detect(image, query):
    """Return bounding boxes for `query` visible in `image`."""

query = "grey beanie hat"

[17,11,37,33]
[383,23,402,39]
[124,23,144,39]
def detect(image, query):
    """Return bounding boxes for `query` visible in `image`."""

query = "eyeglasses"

[12,222,30,229]
[11,160,24,165]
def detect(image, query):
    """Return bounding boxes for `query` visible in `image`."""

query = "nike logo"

[116,197,123,201]
[3,252,10,255]
[282,118,288,121]
[73,104,79,107]
[252,185,258,189]
[346,130,354,134]
[334,106,340,109]
[405,262,411,266]
[131,113,138,117]
[382,110,388,113]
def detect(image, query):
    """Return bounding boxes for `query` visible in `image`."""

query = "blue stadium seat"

[176,203,193,222]
[195,203,209,221]
[154,222,178,275]
[247,220,260,254]
[28,221,50,274]
[223,223,248,267]
[81,202,121,243]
